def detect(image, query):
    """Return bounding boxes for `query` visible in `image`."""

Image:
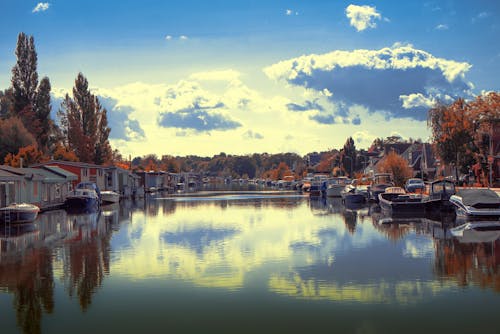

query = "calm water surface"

[1,191,500,334]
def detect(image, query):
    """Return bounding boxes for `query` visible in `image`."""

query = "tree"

[0,117,37,163]
[232,156,257,178]
[11,33,38,115]
[428,99,475,179]
[341,137,356,177]
[0,88,13,118]
[34,77,52,152]
[52,143,79,162]
[59,73,112,164]
[4,145,45,167]
[376,151,413,187]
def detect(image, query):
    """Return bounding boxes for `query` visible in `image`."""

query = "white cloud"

[179,35,188,40]
[435,24,449,30]
[32,2,50,13]
[264,44,473,121]
[345,4,381,31]
[399,93,435,109]
[285,9,298,16]
[165,35,173,41]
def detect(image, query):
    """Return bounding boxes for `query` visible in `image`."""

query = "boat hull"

[0,204,40,223]
[101,191,120,204]
[64,197,99,212]
[378,193,427,216]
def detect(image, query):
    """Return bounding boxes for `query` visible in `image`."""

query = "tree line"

[0,32,112,166]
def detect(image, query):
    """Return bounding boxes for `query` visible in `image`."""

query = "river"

[1,191,500,333]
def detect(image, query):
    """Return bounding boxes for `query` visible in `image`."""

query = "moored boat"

[101,190,120,204]
[0,203,40,223]
[65,182,101,211]
[378,187,428,215]
[341,184,366,205]
[449,188,500,219]
[368,173,394,202]
[326,177,350,197]
[424,179,456,213]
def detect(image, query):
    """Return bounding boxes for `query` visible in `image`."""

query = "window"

[55,184,61,199]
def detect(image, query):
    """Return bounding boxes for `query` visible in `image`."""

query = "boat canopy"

[455,189,500,207]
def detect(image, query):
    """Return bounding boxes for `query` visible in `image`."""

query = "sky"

[0,1,499,158]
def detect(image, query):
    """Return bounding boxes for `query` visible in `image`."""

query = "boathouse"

[0,165,78,211]
[0,169,22,207]
[105,166,144,198]
[32,160,106,191]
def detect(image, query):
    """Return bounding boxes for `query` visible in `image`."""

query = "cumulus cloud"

[399,93,435,109]
[165,35,173,41]
[32,2,50,13]
[286,100,324,112]
[243,130,264,140]
[264,44,473,121]
[179,35,188,40]
[98,96,146,141]
[156,80,241,132]
[286,9,299,16]
[345,4,381,31]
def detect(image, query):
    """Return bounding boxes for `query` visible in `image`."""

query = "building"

[32,160,106,191]
[0,165,77,211]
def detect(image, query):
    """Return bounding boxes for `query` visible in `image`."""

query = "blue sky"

[0,1,498,157]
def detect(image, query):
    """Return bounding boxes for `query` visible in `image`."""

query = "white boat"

[326,177,350,197]
[65,182,100,211]
[101,190,120,204]
[450,221,500,243]
[449,188,500,218]
[0,203,40,223]
[340,184,366,205]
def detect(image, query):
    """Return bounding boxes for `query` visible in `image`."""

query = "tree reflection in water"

[61,210,111,312]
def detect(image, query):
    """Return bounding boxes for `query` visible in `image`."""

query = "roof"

[0,169,22,181]
[0,166,45,181]
[31,160,106,169]
[41,166,78,180]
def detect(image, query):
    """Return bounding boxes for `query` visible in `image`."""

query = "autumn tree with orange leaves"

[428,92,499,183]
[4,144,45,167]
[376,151,412,187]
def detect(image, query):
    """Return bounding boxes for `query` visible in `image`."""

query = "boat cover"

[456,189,500,207]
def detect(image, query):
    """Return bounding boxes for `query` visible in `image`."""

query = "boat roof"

[456,189,500,206]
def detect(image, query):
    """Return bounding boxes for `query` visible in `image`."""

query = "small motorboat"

[65,182,101,211]
[368,173,394,202]
[326,177,351,197]
[378,187,428,215]
[101,190,120,204]
[341,184,366,205]
[450,221,500,243]
[0,203,40,223]
[449,188,500,218]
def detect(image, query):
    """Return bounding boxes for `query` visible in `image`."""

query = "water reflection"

[0,202,135,333]
[1,193,500,333]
